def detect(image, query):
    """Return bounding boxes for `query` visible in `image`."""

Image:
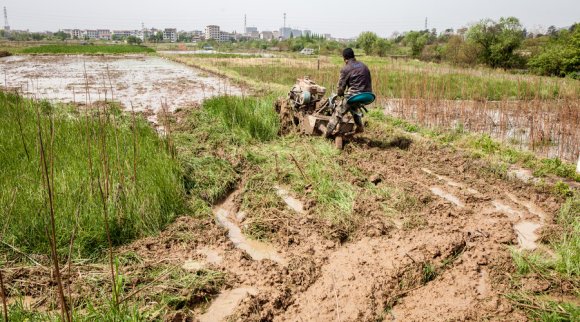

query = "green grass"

[0,92,184,259]
[166,54,579,100]
[21,44,155,55]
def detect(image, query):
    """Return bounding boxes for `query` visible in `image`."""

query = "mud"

[4,104,566,321]
[200,287,259,322]
[0,55,242,116]
[274,185,306,214]
[214,188,286,265]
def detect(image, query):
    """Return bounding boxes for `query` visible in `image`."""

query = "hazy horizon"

[3,0,579,38]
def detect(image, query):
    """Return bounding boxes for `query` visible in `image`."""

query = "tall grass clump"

[0,92,183,259]
[174,95,279,209]
[203,95,279,142]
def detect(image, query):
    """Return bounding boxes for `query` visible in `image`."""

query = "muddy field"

[5,117,566,321]
[0,55,242,118]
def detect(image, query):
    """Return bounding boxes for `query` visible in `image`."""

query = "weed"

[421,262,437,284]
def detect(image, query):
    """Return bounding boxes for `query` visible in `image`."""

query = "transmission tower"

[424,17,428,30]
[4,7,10,31]
[244,14,247,34]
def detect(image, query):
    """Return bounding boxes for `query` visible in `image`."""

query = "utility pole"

[3,7,10,32]
[424,17,428,30]
[283,13,287,39]
[141,22,146,43]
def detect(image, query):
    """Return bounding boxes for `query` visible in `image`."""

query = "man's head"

[342,48,355,62]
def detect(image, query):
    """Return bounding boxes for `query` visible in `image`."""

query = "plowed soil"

[160,129,557,321]
[4,119,563,322]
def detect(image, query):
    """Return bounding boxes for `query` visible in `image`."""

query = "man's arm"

[337,67,348,97]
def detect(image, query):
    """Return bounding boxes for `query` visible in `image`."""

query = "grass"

[20,44,155,55]
[508,193,580,320]
[164,53,579,100]
[0,92,184,260]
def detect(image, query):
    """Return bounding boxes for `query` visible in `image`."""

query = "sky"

[3,0,579,38]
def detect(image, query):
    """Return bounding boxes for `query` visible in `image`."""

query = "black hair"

[342,48,355,60]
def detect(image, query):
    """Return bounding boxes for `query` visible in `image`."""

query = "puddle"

[198,247,223,265]
[422,168,480,194]
[199,287,258,322]
[430,186,465,208]
[514,221,542,250]
[506,192,546,222]
[491,200,521,221]
[275,185,305,214]
[0,55,242,115]
[214,190,285,265]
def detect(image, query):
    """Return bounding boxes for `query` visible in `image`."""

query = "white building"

[163,28,177,42]
[112,30,136,38]
[82,30,98,39]
[205,25,220,40]
[260,31,274,41]
[63,29,82,39]
[219,31,233,42]
[97,29,111,40]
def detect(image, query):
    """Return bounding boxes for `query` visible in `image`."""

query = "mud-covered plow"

[275,77,357,148]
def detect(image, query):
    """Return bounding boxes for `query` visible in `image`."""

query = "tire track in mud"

[129,134,560,321]
[337,136,560,321]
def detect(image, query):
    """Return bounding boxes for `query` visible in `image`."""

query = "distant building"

[272,30,280,39]
[219,31,233,42]
[324,33,331,39]
[112,30,136,38]
[260,31,274,41]
[82,30,98,39]
[205,25,220,40]
[63,29,82,39]
[97,29,111,40]
[279,27,292,39]
[163,28,177,42]
[245,26,258,34]
[291,29,302,37]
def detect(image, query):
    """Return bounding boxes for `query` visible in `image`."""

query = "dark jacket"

[337,58,372,97]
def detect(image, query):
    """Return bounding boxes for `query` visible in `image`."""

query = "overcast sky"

[4,0,579,38]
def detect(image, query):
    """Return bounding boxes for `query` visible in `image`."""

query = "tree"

[126,36,142,45]
[466,17,525,68]
[372,38,392,57]
[528,24,580,78]
[357,32,379,55]
[404,31,429,57]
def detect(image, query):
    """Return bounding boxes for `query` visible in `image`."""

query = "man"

[325,48,373,137]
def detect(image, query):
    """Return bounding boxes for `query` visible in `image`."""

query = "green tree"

[357,31,379,55]
[528,24,580,78]
[126,36,142,45]
[466,17,525,68]
[404,31,429,57]
[372,38,392,57]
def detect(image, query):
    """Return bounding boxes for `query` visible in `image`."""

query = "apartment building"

[163,28,177,42]
[205,25,220,40]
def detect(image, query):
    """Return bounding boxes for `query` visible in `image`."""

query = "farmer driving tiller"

[275,48,375,149]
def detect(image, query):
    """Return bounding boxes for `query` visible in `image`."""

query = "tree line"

[354,17,579,78]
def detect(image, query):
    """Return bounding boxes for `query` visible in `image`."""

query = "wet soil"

[0,55,242,119]
[3,127,564,321]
